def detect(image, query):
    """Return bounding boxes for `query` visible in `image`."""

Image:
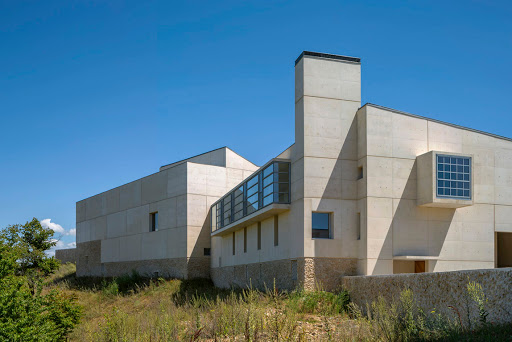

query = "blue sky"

[1,1,511,253]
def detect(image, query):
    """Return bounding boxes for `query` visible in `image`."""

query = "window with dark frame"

[357,166,363,180]
[257,222,261,250]
[312,212,331,239]
[204,248,211,256]
[274,215,279,246]
[210,161,291,233]
[357,212,361,240]
[243,227,247,253]
[150,212,158,232]
[232,232,235,255]
[436,155,471,200]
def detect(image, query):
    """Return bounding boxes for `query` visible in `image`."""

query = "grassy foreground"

[48,263,512,341]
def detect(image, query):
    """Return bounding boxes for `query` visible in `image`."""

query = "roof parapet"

[295,51,361,65]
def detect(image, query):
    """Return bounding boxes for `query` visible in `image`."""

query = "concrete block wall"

[211,53,363,290]
[76,148,258,278]
[358,104,512,275]
[296,53,362,266]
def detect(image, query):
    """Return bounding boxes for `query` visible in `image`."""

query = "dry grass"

[47,263,512,342]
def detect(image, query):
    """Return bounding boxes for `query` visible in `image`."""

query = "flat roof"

[295,51,361,65]
[364,103,512,143]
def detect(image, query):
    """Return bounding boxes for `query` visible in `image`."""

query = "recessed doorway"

[497,232,512,268]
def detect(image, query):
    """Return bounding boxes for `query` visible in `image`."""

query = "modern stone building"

[71,51,512,290]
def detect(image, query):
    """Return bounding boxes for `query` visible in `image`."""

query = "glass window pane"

[247,176,258,188]
[278,172,289,183]
[263,194,273,206]
[312,229,330,239]
[247,193,258,205]
[247,185,258,196]
[263,164,273,178]
[278,183,289,193]
[263,175,273,187]
[278,193,289,202]
[263,184,273,197]
[312,213,329,230]
[278,163,289,173]
[436,155,471,200]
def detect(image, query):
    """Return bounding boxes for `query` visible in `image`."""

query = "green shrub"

[0,219,82,341]
[287,289,350,315]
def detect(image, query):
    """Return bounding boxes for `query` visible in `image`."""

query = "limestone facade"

[65,51,512,291]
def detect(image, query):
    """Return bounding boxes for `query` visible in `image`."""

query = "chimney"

[294,51,361,160]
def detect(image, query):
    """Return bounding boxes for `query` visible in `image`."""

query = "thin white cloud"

[41,219,65,234]
[66,242,76,248]
[41,219,76,236]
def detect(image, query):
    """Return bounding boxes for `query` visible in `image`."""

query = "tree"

[0,218,81,341]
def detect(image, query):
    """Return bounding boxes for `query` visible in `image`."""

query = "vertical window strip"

[211,161,291,232]
[232,232,235,255]
[274,215,279,246]
[257,222,261,250]
[244,227,247,253]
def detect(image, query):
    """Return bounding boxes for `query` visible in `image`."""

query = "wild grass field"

[48,263,512,341]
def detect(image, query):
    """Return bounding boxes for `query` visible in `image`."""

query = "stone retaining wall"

[55,248,76,264]
[342,268,512,325]
[212,257,358,291]
[76,239,209,279]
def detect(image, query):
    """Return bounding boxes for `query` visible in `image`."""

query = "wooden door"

[414,261,425,273]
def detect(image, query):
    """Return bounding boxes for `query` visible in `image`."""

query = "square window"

[436,154,471,200]
[312,212,331,239]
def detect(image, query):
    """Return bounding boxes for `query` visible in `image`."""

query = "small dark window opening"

[257,222,262,250]
[232,232,236,255]
[244,227,247,253]
[357,166,363,180]
[204,248,211,256]
[357,212,361,240]
[312,212,331,239]
[150,212,158,232]
[274,215,279,246]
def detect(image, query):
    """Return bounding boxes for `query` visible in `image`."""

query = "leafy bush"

[0,218,81,341]
[287,289,350,315]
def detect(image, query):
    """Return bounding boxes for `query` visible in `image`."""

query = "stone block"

[141,171,167,205]
[106,211,127,238]
[126,205,150,235]
[141,230,167,260]
[76,200,86,223]
[119,234,142,261]
[119,181,141,211]
[85,194,105,220]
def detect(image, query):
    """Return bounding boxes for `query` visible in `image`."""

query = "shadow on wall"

[315,109,457,275]
[381,160,455,274]
[191,211,212,259]
[311,108,359,271]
